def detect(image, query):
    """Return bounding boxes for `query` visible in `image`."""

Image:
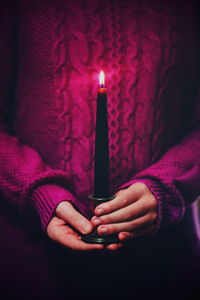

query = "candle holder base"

[81,195,120,245]
[81,230,119,245]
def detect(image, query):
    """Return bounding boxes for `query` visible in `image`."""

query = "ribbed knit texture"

[31,184,77,229]
[0,0,200,298]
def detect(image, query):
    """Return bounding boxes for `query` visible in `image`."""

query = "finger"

[93,196,155,225]
[97,213,156,235]
[56,201,93,234]
[118,232,134,241]
[94,183,154,217]
[106,243,123,251]
[94,189,139,216]
[51,221,104,251]
[115,188,127,197]
[103,224,155,241]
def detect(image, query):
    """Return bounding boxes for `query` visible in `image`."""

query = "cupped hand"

[91,183,157,242]
[46,201,104,251]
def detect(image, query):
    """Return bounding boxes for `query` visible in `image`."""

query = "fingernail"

[96,207,104,215]
[82,223,91,234]
[100,226,108,234]
[121,233,128,240]
[92,218,101,226]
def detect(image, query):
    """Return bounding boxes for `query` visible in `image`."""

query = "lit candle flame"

[99,70,105,88]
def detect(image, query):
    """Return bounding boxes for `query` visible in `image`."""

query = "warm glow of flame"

[99,70,105,87]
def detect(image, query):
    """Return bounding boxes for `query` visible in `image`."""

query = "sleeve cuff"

[31,184,77,230]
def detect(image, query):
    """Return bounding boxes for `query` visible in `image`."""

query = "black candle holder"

[81,194,120,245]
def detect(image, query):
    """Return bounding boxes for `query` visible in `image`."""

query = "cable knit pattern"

[50,0,190,195]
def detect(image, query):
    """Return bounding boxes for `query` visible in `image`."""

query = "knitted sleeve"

[0,2,77,230]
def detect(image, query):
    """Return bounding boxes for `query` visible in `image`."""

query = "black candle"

[94,71,110,198]
[81,71,119,244]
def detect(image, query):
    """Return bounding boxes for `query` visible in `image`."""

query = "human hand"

[91,183,157,242]
[46,201,104,250]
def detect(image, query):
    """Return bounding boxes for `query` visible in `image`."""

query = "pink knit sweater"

[0,0,200,298]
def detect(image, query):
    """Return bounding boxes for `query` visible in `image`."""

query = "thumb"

[56,201,92,234]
